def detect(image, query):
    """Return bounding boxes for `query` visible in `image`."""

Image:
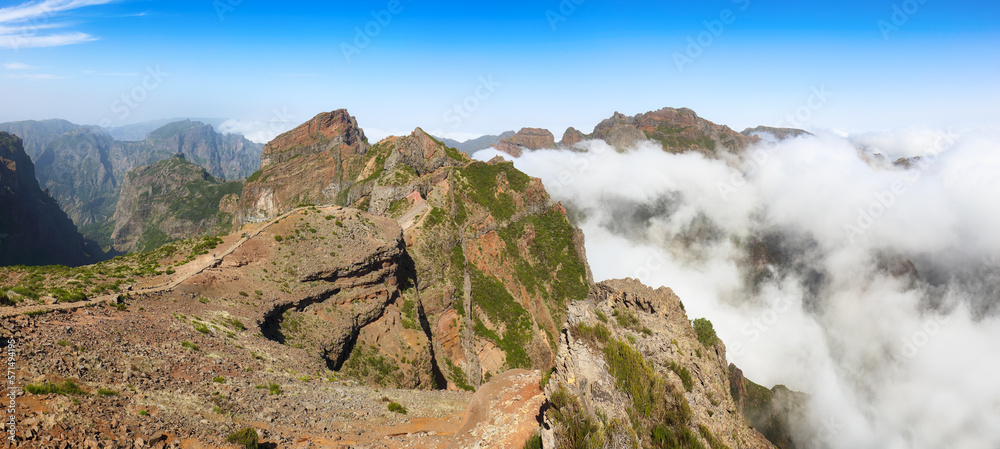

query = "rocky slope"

[544,278,776,449]
[110,155,243,253]
[0,132,98,267]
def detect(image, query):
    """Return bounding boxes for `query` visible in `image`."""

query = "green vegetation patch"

[456,161,530,221]
[342,344,402,387]
[226,428,259,449]
[387,402,408,414]
[602,338,700,449]
[24,380,86,396]
[693,318,718,348]
[469,267,534,370]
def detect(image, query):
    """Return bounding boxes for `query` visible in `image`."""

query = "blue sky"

[1,0,998,141]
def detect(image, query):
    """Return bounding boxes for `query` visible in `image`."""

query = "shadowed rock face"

[741,125,812,140]
[0,132,97,267]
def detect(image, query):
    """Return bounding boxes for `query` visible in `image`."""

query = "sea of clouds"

[475,127,1000,449]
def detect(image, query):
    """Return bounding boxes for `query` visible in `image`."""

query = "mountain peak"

[261,109,368,168]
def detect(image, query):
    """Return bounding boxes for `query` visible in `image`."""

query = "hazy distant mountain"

[435,131,515,155]
[0,119,84,160]
[106,117,229,141]
[0,132,99,267]
[0,119,262,250]
[111,155,242,253]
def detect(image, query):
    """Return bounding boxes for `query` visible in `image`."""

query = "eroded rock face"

[545,278,776,449]
[238,110,371,223]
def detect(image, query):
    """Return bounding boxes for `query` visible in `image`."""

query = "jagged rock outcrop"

[544,278,776,448]
[494,128,556,157]
[260,109,368,167]
[239,110,593,393]
[560,127,587,148]
[238,110,372,223]
[0,132,98,267]
[110,155,242,253]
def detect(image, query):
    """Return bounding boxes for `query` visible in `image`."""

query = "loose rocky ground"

[0,205,544,448]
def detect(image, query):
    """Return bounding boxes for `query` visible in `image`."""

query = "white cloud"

[217,118,296,144]
[476,127,1000,448]
[0,0,115,50]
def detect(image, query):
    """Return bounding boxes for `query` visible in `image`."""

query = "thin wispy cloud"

[0,0,116,50]
[7,73,65,79]
[4,61,38,69]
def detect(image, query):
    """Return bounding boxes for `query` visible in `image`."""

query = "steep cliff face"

[0,132,97,267]
[0,119,82,161]
[544,278,776,449]
[33,128,121,228]
[110,155,242,253]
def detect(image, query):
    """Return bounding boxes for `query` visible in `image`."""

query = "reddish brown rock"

[493,128,556,157]
[448,370,545,449]
[560,127,587,148]
[261,109,368,167]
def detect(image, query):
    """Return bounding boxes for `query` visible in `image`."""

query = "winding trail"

[1,205,340,319]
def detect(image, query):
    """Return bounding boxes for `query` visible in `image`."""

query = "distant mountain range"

[0,119,263,252]
[435,131,515,155]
